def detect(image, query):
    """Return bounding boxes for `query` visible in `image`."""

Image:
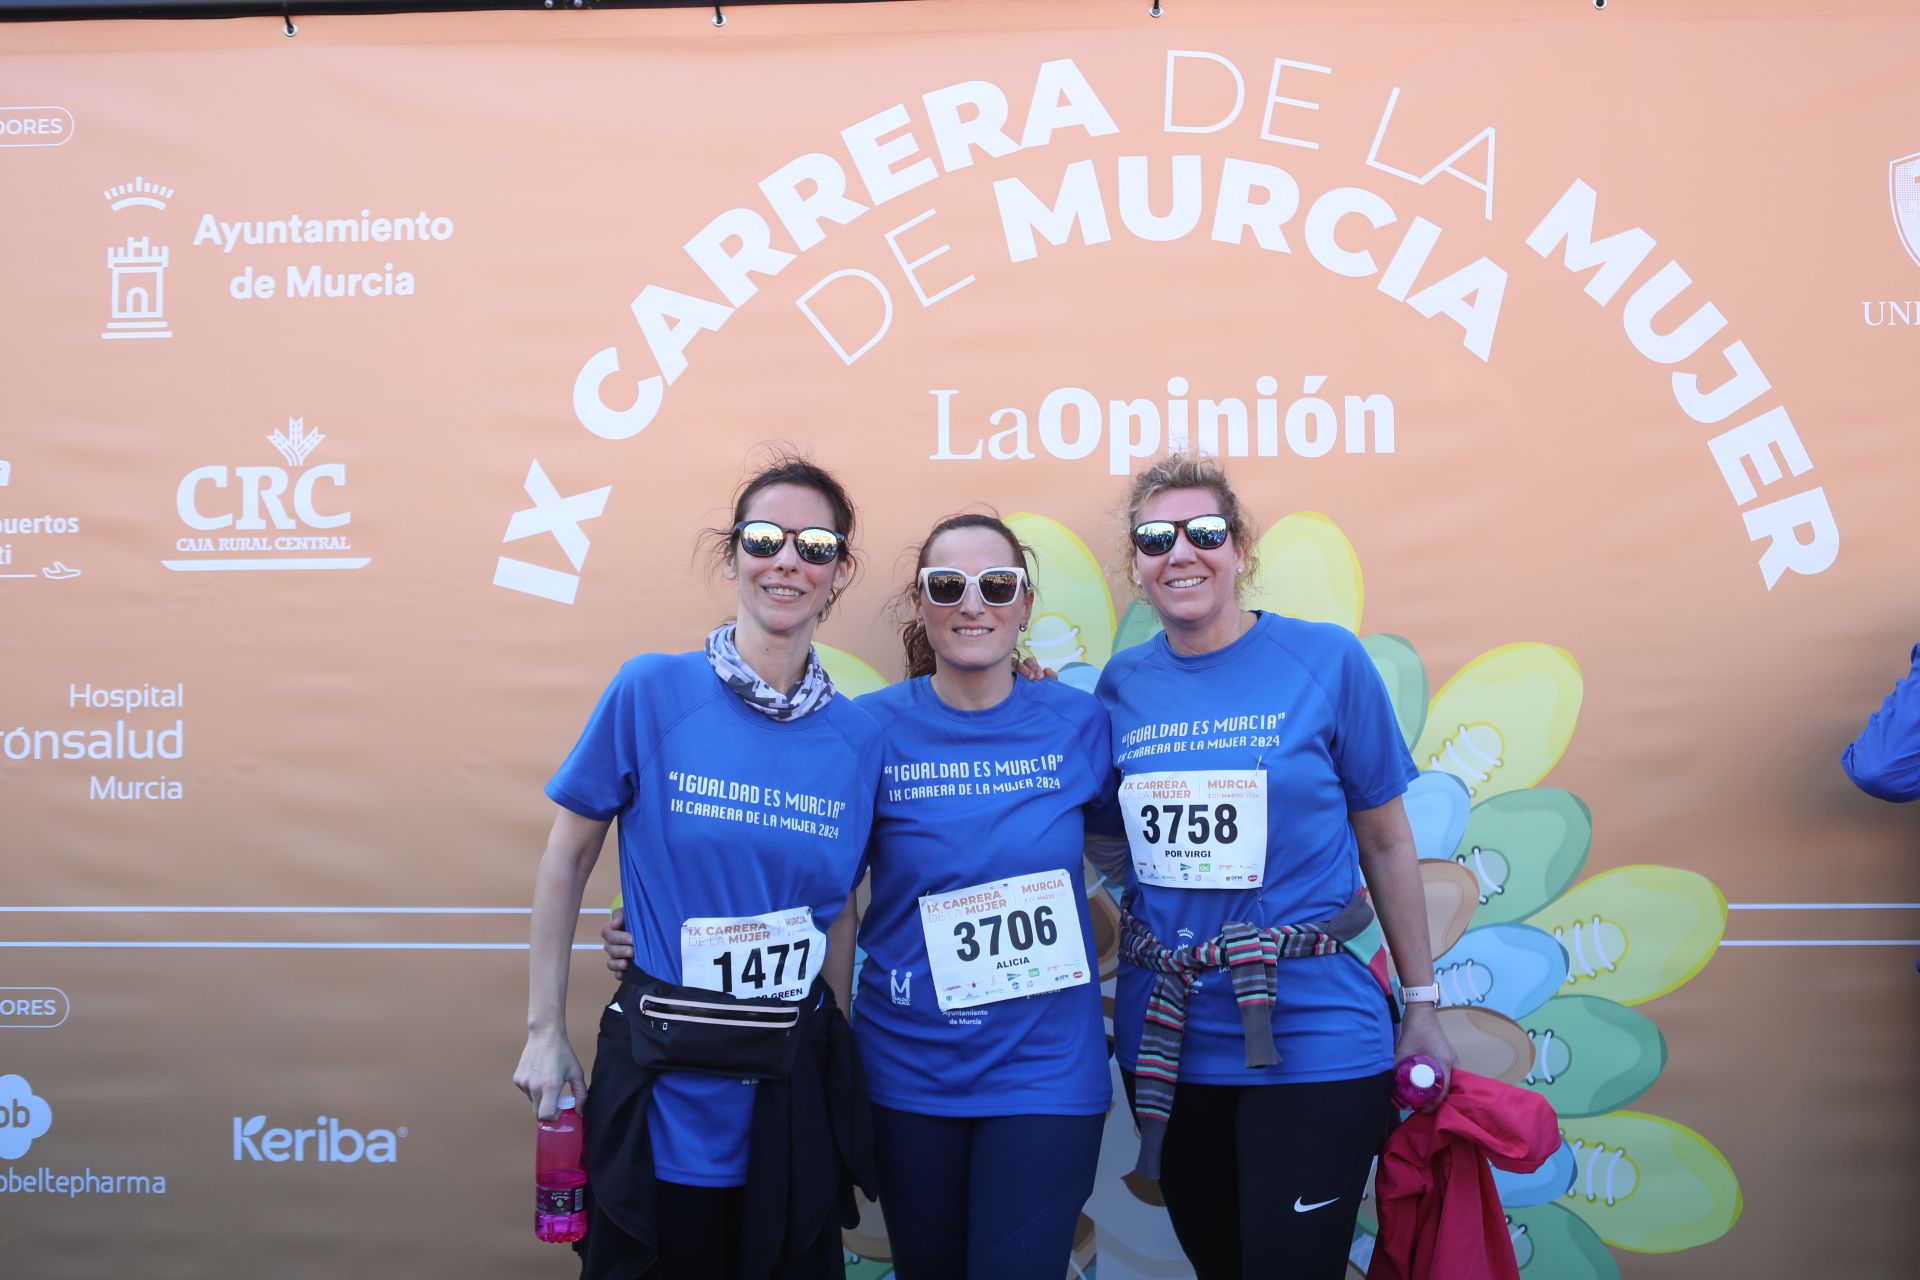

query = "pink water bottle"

[534,1096,587,1244]
[1392,1055,1446,1110]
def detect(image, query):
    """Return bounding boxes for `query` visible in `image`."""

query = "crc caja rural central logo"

[165,418,370,573]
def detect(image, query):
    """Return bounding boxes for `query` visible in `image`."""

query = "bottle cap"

[1409,1063,1436,1089]
[558,1095,577,1111]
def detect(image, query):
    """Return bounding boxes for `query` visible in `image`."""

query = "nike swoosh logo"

[1293,1196,1339,1213]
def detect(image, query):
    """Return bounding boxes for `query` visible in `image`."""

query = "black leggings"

[1121,1069,1393,1280]
[636,1179,842,1279]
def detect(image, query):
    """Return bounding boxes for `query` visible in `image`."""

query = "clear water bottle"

[534,1096,587,1244]
[1392,1055,1446,1110]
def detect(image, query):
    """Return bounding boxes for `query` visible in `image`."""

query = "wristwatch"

[1399,984,1441,1006]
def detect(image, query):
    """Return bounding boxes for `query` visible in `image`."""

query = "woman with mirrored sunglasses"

[515,454,884,1280]
[1096,454,1456,1280]
[846,511,1118,1280]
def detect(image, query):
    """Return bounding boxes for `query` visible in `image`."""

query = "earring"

[1019,621,1028,632]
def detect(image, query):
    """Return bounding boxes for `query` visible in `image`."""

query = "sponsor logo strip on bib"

[918,869,1090,1012]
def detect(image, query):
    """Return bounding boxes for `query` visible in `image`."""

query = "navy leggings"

[869,1105,1104,1280]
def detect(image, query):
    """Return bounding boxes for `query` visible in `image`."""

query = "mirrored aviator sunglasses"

[1130,513,1231,556]
[918,566,1027,607]
[733,520,846,565]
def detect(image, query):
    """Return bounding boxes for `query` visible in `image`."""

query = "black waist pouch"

[620,968,811,1081]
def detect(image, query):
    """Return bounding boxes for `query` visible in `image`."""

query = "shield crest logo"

[1892,152,1920,268]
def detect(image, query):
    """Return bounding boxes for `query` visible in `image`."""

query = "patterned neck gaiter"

[703,622,837,722]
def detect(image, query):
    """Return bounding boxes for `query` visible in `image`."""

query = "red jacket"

[1367,1071,1561,1280]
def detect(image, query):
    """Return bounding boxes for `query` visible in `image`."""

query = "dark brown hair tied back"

[896,511,1037,680]
[699,449,860,620]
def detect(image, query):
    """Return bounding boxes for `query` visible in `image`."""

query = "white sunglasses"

[917,566,1028,607]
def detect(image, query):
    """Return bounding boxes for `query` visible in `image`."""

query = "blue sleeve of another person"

[1842,645,1920,803]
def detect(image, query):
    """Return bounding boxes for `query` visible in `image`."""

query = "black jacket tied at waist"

[577,967,876,1280]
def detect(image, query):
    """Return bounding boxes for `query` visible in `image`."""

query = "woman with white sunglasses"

[849,511,1114,1280]
[516,455,883,1279]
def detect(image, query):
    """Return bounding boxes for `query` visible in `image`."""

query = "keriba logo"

[0,1074,54,1159]
[232,1114,406,1164]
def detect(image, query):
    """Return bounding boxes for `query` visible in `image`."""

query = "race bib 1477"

[679,905,825,1002]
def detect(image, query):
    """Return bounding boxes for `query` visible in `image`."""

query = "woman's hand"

[602,906,634,979]
[514,1028,587,1121]
[1394,1003,1459,1110]
[1015,654,1057,682]
[520,809,610,1120]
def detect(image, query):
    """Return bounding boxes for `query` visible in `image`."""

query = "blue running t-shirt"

[546,651,882,1186]
[1095,612,1416,1084]
[853,675,1115,1117]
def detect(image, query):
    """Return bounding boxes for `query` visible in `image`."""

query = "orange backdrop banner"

[2,3,1917,1277]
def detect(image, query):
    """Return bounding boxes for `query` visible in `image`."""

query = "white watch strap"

[1400,984,1441,1005]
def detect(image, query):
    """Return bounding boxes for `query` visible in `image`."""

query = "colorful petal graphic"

[1508,1203,1621,1279]
[1493,1139,1577,1207]
[1346,1227,1376,1277]
[817,643,891,698]
[1363,632,1429,748]
[1518,995,1667,1118]
[1412,644,1583,803]
[1419,858,1482,960]
[1435,1006,1536,1085]
[1434,923,1569,1021]
[1057,661,1103,693]
[1454,789,1593,924]
[1245,511,1364,631]
[1526,867,1726,1005]
[1113,597,1164,655]
[1007,513,1115,671]
[842,1187,892,1262]
[1558,1111,1743,1252]
[1405,770,1472,863]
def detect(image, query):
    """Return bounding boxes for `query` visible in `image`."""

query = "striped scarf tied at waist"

[1120,891,1381,1179]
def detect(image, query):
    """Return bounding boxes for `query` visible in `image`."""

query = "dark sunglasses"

[1130,514,1231,557]
[734,520,846,565]
[918,566,1027,607]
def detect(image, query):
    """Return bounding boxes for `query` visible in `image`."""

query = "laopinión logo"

[1863,152,1920,327]
[164,417,371,573]
[232,1113,407,1164]
[0,1073,168,1197]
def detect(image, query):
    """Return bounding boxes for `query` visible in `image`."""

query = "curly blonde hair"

[1121,454,1260,603]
